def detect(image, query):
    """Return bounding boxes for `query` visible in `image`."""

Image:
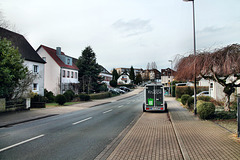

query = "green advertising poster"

[148,98,154,106]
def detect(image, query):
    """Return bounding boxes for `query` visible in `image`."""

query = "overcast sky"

[1,0,240,71]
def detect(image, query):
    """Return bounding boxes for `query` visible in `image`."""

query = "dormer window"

[67,59,70,65]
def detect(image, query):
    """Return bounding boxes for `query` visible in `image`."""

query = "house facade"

[37,45,79,95]
[141,69,161,82]
[99,66,112,87]
[0,27,46,96]
[161,68,175,87]
[117,74,131,85]
[115,67,142,75]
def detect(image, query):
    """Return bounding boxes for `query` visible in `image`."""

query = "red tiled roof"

[40,45,78,70]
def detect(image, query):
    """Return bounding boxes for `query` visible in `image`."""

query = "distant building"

[115,67,143,75]
[141,69,161,82]
[117,74,131,85]
[99,66,112,86]
[37,45,79,95]
[0,27,46,96]
[161,68,175,87]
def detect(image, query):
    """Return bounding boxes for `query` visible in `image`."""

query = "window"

[63,70,65,77]
[67,59,70,65]
[71,71,73,78]
[33,83,38,91]
[75,72,77,79]
[33,65,39,73]
[67,71,70,78]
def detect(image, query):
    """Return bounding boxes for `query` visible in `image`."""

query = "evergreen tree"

[0,38,28,99]
[76,46,101,93]
[129,66,135,83]
[112,68,119,81]
[135,74,143,85]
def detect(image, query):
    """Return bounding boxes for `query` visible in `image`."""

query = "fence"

[0,98,30,112]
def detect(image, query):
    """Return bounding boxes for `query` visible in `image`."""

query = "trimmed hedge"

[63,90,75,102]
[176,86,209,98]
[181,94,190,105]
[197,102,215,120]
[197,96,212,102]
[90,92,112,99]
[214,111,237,119]
[79,94,90,101]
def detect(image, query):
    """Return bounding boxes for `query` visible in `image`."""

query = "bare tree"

[175,44,240,111]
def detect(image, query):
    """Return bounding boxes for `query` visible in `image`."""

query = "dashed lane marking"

[0,134,45,152]
[72,117,92,125]
[103,109,113,114]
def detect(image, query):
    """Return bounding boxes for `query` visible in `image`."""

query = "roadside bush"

[55,94,66,105]
[187,97,194,110]
[44,89,55,103]
[175,86,208,98]
[230,101,237,111]
[79,94,90,101]
[197,102,215,120]
[197,96,212,102]
[90,92,112,99]
[110,80,117,88]
[214,111,237,120]
[63,90,75,102]
[181,94,190,105]
[96,84,108,93]
[31,94,46,102]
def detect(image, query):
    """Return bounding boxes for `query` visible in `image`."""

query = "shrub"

[197,102,215,120]
[214,111,237,119]
[55,94,66,105]
[187,97,194,110]
[31,94,46,102]
[90,92,112,99]
[175,86,209,98]
[197,96,212,102]
[79,94,90,101]
[181,94,190,105]
[110,80,117,87]
[96,84,108,93]
[63,90,75,102]
[44,89,55,103]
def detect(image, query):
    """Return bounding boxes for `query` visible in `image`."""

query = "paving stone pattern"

[168,97,240,160]
[107,112,183,160]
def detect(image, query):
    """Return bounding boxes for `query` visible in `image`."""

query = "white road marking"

[72,117,92,125]
[0,134,45,152]
[118,105,123,108]
[103,109,113,114]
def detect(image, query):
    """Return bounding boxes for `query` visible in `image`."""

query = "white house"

[99,66,112,87]
[0,27,46,96]
[37,45,79,95]
[117,74,131,85]
[161,68,175,87]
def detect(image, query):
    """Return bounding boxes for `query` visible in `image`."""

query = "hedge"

[175,86,209,98]
[181,94,190,105]
[90,92,112,99]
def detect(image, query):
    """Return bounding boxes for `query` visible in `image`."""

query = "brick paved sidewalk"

[167,97,240,160]
[102,97,240,160]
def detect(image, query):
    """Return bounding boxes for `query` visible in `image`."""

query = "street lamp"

[183,0,197,115]
[168,60,173,96]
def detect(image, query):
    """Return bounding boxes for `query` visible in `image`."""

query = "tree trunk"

[224,94,231,111]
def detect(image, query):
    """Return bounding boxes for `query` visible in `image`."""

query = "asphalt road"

[0,93,143,160]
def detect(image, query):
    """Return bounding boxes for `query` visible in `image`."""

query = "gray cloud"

[112,18,152,37]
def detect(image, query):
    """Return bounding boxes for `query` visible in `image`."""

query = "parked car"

[108,88,120,95]
[119,86,130,92]
[114,88,125,94]
[192,91,209,97]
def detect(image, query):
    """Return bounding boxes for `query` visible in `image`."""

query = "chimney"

[56,47,61,55]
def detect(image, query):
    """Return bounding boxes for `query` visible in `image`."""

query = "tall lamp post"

[183,0,197,115]
[168,60,173,96]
